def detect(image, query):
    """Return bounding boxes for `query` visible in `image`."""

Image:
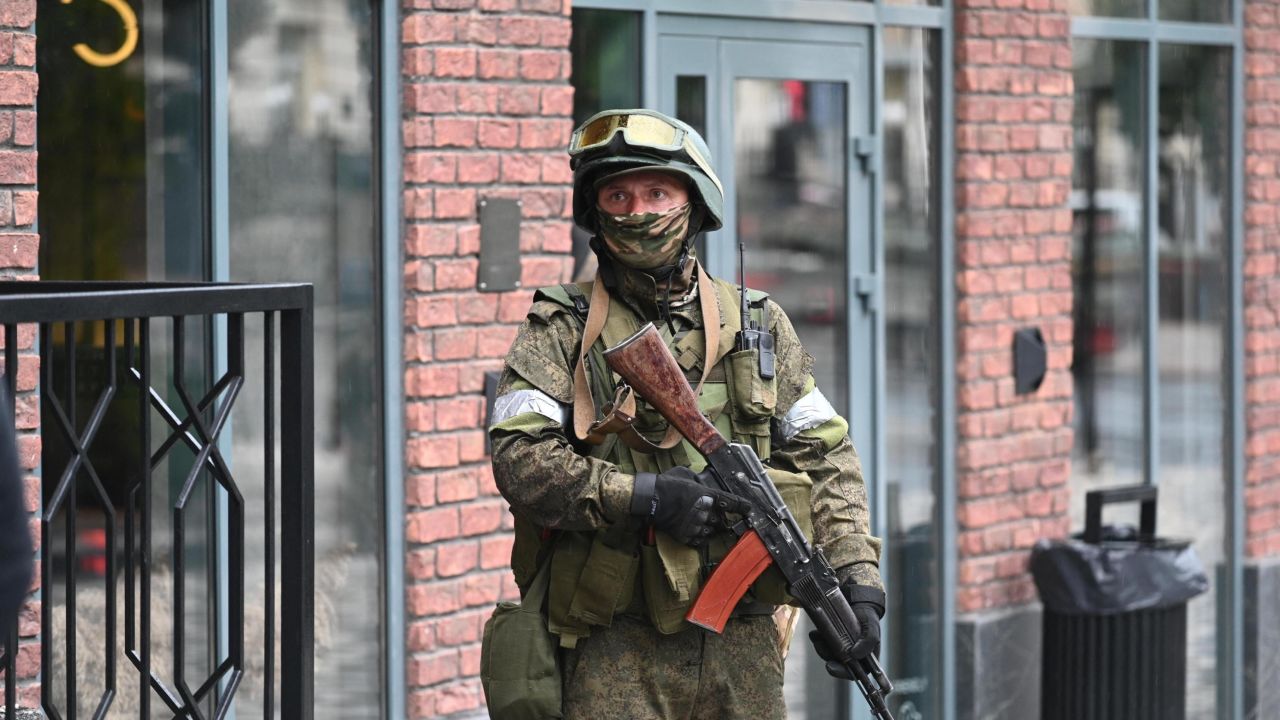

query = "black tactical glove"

[630,466,746,546]
[808,584,885,680]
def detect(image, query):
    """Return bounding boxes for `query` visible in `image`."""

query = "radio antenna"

[739,243,751,331]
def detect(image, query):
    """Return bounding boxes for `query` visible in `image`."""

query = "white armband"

[778,387,838,442]
[491,389,569,427]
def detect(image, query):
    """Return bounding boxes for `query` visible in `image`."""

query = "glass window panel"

[734,79,849,417]
[1157,43,1230,719]
[570,9,641,126]
[1070,39,1146,529]
[676,75,708,142]
[1068,0,1146,17]
[37,3,218,713]
[731,80,846,719]
[228,1,382,716]
[882,27,941,720]
[884,0,940,6]
[1160,0,1231,23]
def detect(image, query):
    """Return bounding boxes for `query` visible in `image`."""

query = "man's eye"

[652,189,667,199]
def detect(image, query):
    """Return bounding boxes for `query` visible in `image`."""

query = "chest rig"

[513,268,814,647]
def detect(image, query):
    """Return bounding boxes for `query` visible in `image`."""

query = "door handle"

[853,273,880,314]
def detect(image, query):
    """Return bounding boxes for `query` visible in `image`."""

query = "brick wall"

[953,0,1075,614]
[399,0,575,716]
[1245,0,1280,560]
[0,0,38,710]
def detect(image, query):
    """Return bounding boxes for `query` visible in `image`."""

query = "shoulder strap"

[572,265,721,453]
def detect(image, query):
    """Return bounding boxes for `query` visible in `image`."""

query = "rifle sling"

[572,264,720,452]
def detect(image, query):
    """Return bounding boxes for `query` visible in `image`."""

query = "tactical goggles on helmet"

[569,110,725,198]
[569,111,687,156]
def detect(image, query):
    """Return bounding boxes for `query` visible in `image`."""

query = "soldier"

[488,108,883,719]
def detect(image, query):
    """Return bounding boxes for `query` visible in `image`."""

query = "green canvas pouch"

[481,559,563,719]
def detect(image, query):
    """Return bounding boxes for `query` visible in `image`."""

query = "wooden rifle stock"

[601,323,726,456]
[603,323,779,628]
[604,323,895,719]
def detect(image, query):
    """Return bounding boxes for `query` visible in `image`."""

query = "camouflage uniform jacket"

[489,263,882,629]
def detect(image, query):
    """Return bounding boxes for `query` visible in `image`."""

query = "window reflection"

[570,9,642,126]
[1157,43,1230,719]
[1068,0,1145,16]
[1159,0,1231,23]
[228,1,382,716]
[1070,39,1146,524]
[731,78,847,720]
[734,79,849,416]
[37,1,219,714]
[882,27,940,720]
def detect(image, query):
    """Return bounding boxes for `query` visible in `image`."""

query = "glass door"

[660,28,877,720]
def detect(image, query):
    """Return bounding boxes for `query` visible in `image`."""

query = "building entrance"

[657,21,881,719]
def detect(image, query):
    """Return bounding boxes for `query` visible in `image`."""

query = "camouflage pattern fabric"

[560,614,785,720]
[597,203,692,271]
[489,259,883,714]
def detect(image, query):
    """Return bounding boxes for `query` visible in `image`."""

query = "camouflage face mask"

[598,203,693,271]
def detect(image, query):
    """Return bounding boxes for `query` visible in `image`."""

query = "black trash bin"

[1030,485,1209,720]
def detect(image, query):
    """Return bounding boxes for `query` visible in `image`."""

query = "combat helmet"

[569,109,725,239]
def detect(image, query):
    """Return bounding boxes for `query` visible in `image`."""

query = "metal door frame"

[652,18,881,720]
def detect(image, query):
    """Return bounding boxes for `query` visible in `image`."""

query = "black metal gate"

[0,282,315,719]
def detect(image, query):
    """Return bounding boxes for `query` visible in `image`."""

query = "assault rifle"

[603,323,895,720]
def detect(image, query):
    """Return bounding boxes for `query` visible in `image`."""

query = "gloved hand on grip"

[808,584,885,680]
[630,466,747,546]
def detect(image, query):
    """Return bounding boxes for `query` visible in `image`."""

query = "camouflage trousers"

[560,614,786,720]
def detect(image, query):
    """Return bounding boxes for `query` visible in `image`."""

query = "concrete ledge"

[956,604,1042,720]
[1245,558,1280,720]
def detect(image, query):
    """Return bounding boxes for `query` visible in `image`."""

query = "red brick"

[456,17,494,45]
[477,49,519,79]
[0,231,35,267]
[435,681,483,715]
[406,471,437,506]
[407,225,457,257]
[435,188,476,219]
[479,119,519,149]
[457,84,500,113]
[403,14,456,44]
[0,70,35,105]
[498,17,543,46]
[434,48,477,78]
[13,35,33,67]
[410,296,459,329]
[520,50,564,81]
[463,572,503,606]
[407,507,460,544]
[461,501,504,536]
[434,327,478,361]
[541,86,574,116]
[434,118,477,148]
[409,435,460,469]
[410,650,459,686]
[480,535,515,569]
[0,1,34,28]
[437,541,479,577]
[457,294,499,323]
[404,188,433,219]
[459,429,488,463]
[435,397,482,431]
[521,0,563,13]
[0,150,33,184]
[458,155,498,184]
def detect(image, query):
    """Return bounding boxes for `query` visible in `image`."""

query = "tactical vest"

[510,277,815,647]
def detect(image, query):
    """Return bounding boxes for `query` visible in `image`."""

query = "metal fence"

[0,282,314,720]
